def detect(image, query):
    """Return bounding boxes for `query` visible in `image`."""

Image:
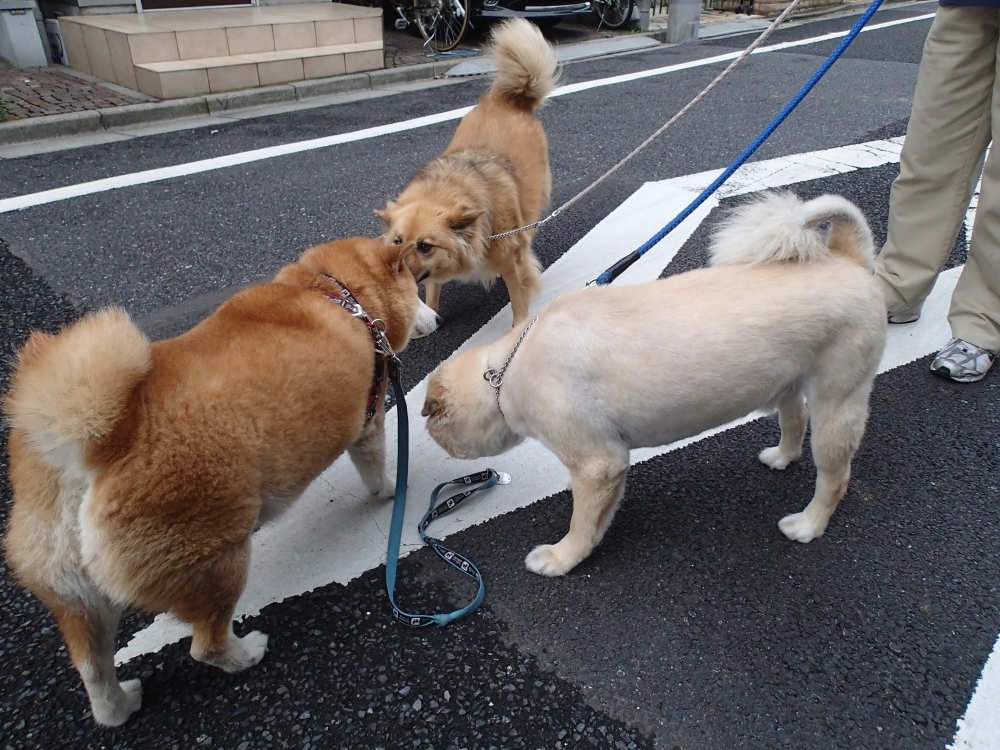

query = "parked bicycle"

[389,0,469,52]
[387,0,592,52]
[590,0,634,29]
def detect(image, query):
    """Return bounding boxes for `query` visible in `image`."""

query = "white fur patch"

[77,482,131,606]
[412,300,440,339]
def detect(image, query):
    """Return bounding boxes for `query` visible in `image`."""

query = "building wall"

[0,0,50,67]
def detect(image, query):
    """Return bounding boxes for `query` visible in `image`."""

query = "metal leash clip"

[368,318,400,365]
[483,368,503,389]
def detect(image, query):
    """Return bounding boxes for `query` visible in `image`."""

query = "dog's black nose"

[435,313,443,326]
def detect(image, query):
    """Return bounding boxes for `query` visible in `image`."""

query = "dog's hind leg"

[525,450,629,576]
[49,592,142,726]
[778,385,869,543]
[348,407,393,498]
[178,539,269,673]
[759,388,809,470]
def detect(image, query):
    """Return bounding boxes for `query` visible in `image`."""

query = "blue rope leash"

[385,371,506,627]
[590,0,887,286]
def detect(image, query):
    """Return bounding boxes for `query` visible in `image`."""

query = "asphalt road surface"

[3,4,998,749]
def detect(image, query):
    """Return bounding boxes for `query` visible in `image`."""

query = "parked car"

[478,0,593,29]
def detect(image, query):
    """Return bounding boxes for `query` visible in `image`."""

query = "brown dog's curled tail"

[4,308,151,476]
[487,18,558,109]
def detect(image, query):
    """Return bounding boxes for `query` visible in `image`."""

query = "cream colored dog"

[422,192,887,577]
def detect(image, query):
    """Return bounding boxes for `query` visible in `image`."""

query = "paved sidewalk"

[0,65,147,121]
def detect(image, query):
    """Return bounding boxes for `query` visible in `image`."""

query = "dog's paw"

[198,631,269,674]
[232,631,270,671]
[759,446,796,471]
[525,545,573,577]
[370,472,398,499]
[778,511,824,543]
[91,679,143,727]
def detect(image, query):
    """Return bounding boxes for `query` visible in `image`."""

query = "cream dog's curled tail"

[487,18,558,109]
[4,308,151,477]
[710,192,875,270]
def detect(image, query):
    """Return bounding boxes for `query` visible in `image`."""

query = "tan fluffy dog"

[376,18,557,327]
[422,193,886,577]
[3,237,438,726]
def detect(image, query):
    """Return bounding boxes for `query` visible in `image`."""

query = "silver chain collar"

[320,275,400,366]
[483,316,538,420]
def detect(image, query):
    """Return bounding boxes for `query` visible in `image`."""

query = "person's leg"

[875,8,999,318]
[946,17,1000,356]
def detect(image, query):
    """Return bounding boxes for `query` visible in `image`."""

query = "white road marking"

[951,635,1000,749]
[0,13,933,215]
[117,136,945,661]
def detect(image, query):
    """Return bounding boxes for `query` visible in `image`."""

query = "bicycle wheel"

[591,0,634,29]
[413,0,470,52]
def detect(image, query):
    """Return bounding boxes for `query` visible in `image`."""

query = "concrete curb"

[0,108,102,142]
[0,59,460,147]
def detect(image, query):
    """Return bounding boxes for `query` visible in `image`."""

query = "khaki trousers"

[875,7,1000,352]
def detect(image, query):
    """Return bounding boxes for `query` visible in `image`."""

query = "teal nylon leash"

[319,279,502,627]
[385,371,508,627]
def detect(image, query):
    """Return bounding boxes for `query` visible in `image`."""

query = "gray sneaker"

[930,338,995,383]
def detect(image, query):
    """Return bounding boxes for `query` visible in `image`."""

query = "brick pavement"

[0,67,146,121]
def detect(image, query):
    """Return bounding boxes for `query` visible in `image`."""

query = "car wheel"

[413,0,471,51]
[591,0,634,29]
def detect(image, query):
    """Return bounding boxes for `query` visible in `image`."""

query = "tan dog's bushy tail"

[487,19,558,109]
[4,308,151,476]
[710,192,875,270]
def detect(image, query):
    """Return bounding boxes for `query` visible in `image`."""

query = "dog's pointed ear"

[380,237,415,274]
[421,397,441,418]
[422,376,447,417]
[374,202,396,226]
[449,207,485,236]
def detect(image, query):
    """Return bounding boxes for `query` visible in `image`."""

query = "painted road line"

[950,634,1000,749]
[551,13,935,99]
[0,14,933,215]
[117,136,945,665]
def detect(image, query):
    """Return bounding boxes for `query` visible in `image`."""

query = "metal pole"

[636,0,651,30]
[665,0,700,43]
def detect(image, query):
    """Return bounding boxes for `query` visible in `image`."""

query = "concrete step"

[57,2,383,98]
[133,40,383,97]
